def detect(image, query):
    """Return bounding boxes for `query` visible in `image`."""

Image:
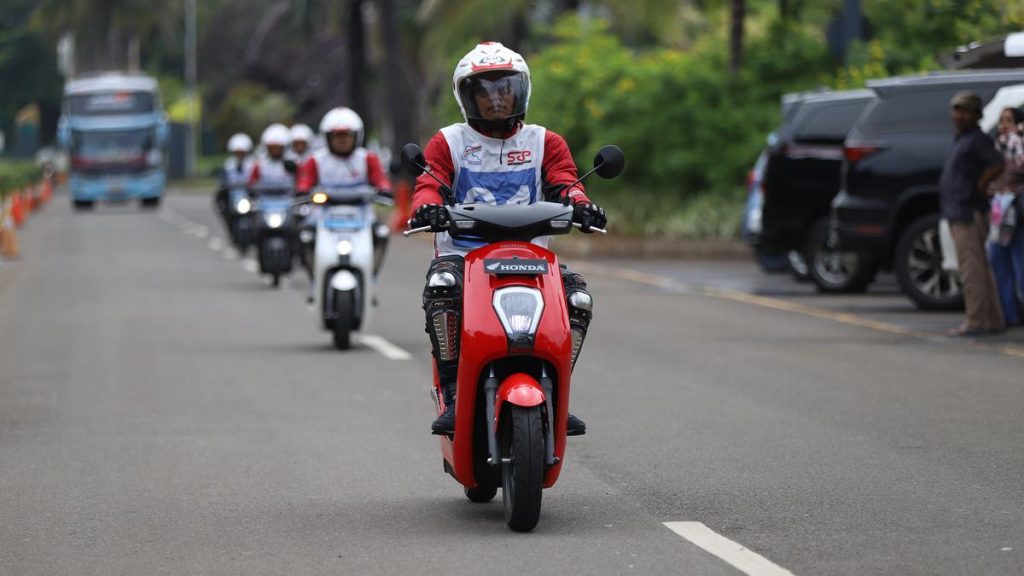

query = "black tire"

[72,199,94,211]
[332,291,353,350]
[464,483,498,503]
[804,218,877,293]
[501,405,545,532]
[894,214,964,310]
[141,197,161,208]
[271,273,281,288]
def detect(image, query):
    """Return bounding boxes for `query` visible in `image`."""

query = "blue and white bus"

[58,73,167,209]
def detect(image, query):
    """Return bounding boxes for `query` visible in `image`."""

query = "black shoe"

[431,404,456,435]
[567,413,586,436]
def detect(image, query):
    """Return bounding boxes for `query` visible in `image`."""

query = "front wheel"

[72,199,94,211]
[141,197,161,208]
[894,214,963,310]
[332,291,354,350]
[804,218,877,293]
[501,405,545,532]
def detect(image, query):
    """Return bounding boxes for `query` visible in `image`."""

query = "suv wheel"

[805,218,877,293]
[894,214,963,310]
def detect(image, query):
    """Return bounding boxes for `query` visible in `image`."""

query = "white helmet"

[260,123,291,147]
[227,133,253,153]
[453,42,531,128]
[290,123,314,143]
[319,107,364,144]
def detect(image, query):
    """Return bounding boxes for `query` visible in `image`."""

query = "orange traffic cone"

[0,196,20,259]
[10,190,26,227]
[389,180,413,233]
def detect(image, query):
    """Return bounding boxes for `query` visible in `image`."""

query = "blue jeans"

[987,228,1024,326]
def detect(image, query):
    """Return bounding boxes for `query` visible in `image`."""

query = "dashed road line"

[208,237,225,251]
[356,334,412,360]
[574,261,1024,359]
[241,258,259,273]
[664,522,796,576]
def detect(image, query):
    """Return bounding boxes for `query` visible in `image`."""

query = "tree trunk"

[730,0,745,77]
[379,0,415,156]
[347,0,371,133]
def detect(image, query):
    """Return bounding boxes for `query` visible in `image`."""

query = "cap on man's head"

[950,90,983,114]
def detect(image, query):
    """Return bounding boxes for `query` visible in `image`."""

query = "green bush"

[0,161,40,199]
[528,15,832,238]
[212,82,297,148]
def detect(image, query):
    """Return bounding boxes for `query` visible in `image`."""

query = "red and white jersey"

[248,153,294,188]
[412,122,591,257]
[295,148,391,195]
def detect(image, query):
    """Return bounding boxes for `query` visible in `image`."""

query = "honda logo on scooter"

[484,259,549,275]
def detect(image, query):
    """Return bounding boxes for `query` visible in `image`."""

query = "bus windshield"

[68,91,156,116]
[71,127,157,173]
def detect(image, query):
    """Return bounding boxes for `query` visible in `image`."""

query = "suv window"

[793,100,870,142]
[859,87,999,131]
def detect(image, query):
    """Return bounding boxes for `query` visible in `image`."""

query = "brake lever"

[403,225,433,237]
[572,222,607,235]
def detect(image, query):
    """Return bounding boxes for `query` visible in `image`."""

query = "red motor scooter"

[402,143,625,531]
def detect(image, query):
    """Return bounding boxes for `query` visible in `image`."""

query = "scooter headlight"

[336,239,353,256]
[492,287,544,346]
[265,212,285,229]
[236,197,251,214]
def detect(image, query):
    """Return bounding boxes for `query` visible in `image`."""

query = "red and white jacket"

[412,122,590,256]
[295,148,391,195]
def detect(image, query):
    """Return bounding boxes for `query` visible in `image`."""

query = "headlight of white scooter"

[336,239,353,256]
[492,287,544,342]
[265,212,285,229]
[236,197,251,215]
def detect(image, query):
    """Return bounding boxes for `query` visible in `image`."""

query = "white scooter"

[306,186,391,350]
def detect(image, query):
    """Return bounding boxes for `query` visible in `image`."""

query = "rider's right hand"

[410,204,449,232]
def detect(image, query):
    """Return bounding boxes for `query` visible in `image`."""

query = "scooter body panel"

[313,203,376,332]
[442,241,573,489]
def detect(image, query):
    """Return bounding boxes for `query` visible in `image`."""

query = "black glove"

[410,204,449,232]
[573,202,607,233]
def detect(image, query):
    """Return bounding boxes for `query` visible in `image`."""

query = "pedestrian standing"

[987,107,1024,327]
[940,91,1005,336]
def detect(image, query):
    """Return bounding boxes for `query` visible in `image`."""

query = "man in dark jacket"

[939,91,1005,336]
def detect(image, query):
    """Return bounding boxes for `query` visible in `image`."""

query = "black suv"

[832,70,1024,309]
[748,89,876,291]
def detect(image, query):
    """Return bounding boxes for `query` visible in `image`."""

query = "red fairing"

[443,241,573,489]
[410,126,591,213]
[494,373,546,426]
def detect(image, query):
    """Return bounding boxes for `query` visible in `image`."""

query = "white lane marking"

[356,334,412,360]
[222,249,238,261]
[664,522,795,576]
[193,225,209,239]
[208,237,225,251]
[241,258,259,273]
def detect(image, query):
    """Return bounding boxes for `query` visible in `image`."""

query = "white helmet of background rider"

[453,42,531,132]
[289,124,314,144]
[260,123,292,147]
[227,132,253,153]
[319,107,364,146]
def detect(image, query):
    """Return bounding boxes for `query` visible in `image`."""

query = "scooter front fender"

[330,269,358,291]
[494,373,546,431]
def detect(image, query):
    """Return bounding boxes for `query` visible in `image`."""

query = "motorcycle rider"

[248,123,295,187]
[289,124,315,167]
[410,42,607,435]
[216,132,255,217]
[295,107,393,301]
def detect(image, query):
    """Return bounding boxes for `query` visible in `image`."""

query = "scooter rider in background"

[409,42,607,436]
[289,124,315,167]
[295,107,393,302]
[216,133,255,218]
[248,124,295,187]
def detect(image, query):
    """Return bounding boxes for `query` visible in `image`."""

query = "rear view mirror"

[594,145,625,179]
[401,143,427,177]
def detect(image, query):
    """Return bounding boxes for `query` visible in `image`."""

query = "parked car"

[832,70,1024,309]
[744,89,876,290]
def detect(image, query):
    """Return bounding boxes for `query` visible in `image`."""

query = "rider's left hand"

[573,202,607,233]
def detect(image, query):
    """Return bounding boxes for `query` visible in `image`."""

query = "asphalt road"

[1,188,1023,575]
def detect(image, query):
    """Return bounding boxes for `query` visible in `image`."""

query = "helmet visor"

[459,72,528,121]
